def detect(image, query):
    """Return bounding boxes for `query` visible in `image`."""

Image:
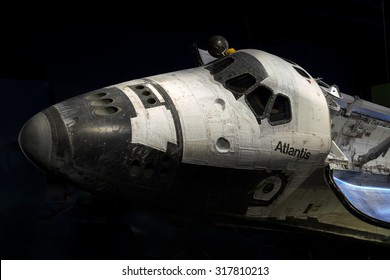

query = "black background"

[1,1,390,259]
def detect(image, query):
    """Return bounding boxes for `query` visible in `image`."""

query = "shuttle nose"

[17,85,180,204]
[18,112,52,170]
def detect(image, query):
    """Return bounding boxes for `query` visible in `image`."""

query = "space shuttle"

[18,36,390,244]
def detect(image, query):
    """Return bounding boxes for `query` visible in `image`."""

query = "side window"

[246,85,272,118]
[269,94,291,124]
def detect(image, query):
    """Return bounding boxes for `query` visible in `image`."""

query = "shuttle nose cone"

[18,112,52,170]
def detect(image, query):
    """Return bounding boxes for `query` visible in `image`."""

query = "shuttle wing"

[242,167,390,244]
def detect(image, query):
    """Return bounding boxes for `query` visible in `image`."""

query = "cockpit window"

[246,85,272,119]
[205,52,269,99]
[208,56,234,75]
[225,73,256,93]
[293,66,311,79]
[269,94,291,124]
